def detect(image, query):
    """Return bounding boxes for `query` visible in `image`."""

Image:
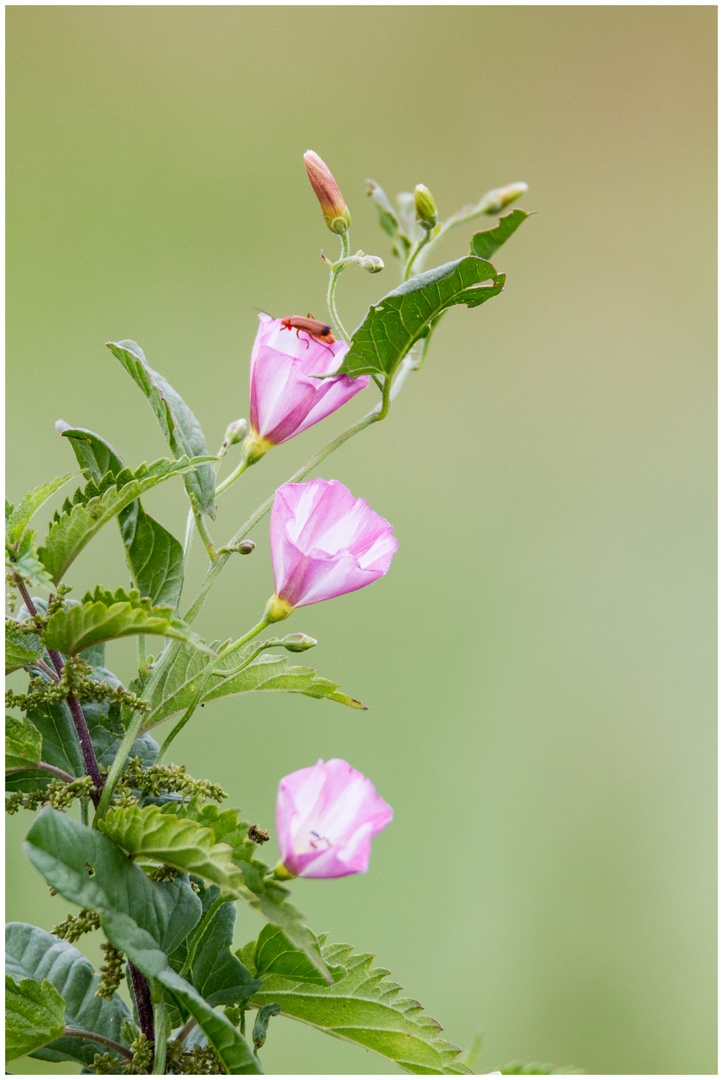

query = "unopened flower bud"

[304,150,351,235]
[359,254,384,274]
[481,181,528,214]
[414,184,438,229]
[281,633,318,653]
[238,540,255,555]
[225,418,248,445]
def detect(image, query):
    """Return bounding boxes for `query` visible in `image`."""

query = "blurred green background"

[6,6,716,1075]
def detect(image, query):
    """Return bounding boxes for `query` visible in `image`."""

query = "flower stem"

[214,456,250,498]
[327,232,351,343]
[403,229,434,281]
[151,984,167,1075]
[7,762,77,784]
[193,507,217,562]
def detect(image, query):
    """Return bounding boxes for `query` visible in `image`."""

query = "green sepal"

[57,422,185,609]
[5,715,42,770]
[5,975,65,1063]
[106,341,216,517]
[249,936,473,1075]
[5,922,131,1067]
[41,587,212,656]
[336,256,505,380]
[470,209,531,261]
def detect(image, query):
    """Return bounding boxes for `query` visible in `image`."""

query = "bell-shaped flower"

[276,758,393,878]
[244,314,368,461]
[267,478,397,618]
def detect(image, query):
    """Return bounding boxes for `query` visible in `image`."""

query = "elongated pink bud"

[304,150,351,234]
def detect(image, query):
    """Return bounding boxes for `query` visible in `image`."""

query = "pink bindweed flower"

[266,478,397,618]
[243,314,368,462]
[276,758,393,878]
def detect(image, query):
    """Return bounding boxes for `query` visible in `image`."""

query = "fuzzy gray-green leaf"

[5,975,65,1062]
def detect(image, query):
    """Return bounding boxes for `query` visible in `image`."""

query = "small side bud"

[359,254,384,274]
[414,184,438,229]
[304,150,351,235]
[481,182,528,214]
[238,540,255,555]
[281,633,318,653]
[225,418,248,446]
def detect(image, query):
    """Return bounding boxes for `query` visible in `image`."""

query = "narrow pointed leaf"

[37,456,212,585]
[5,715,42,770]
[24,810,260,1073]
[106,340,216,515]
[249,936,472,1075]
[335,256,505,379]
[6,475,75,546]
[5,976,65,1062]
[470,209,531,260]
[57,423,185,608]
[5,923,131,1067]
[140,640,364,732]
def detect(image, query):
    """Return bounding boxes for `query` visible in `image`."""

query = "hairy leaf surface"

[106,341,216,516]
[336,256,505,379]
[5,715,42,770]
[5,923,131,1067]
[5,975,65,1062]
[249,937,472,1074]
[5,621,43,674]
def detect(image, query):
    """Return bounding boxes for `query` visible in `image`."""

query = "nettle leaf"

[140,639,364,732]
[41,588,211,656]
[57,423,185,609]
[24,809,261,1074]
[335,256,505,380]
[469,208,531,261]
[7,530,55,590]
[249,937,472,1075]
[37,455,213,586]
[5,923,131,1067]
[189,804,332,983]
[254,923,346,985]
[106,340,216,517]
[5,620,43,674]
[5,715,42,770]
[5,474,75,547]
[5,975,66,1062]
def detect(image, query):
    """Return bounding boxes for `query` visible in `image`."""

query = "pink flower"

[268,478,397,614]
[245,314,368,458]
[276,758,393,878]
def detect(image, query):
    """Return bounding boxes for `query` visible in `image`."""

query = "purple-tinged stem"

[128,961,155,1064]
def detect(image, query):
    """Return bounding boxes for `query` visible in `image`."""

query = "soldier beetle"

[280,314,336,350]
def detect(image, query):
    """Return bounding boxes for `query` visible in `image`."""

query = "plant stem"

[128,961,154,1050]
[151,984,168,1075]
[214,456,250,498]
[327,232,351,343]
[403,229,434,280]
[193,507,217,562]
[172,1016,198,1048]
[62,1027,134,1061]
[6,762,77,784]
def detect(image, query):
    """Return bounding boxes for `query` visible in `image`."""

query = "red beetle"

[280,314,336,348]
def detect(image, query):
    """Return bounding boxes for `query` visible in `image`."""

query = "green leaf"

[5,975,65,1062]
[140,640,364,731]
[252,1003,280,1051]
[37,456,212,585]
[106,341,216,516]
[57,423,185,609]
[335,256,505,379]
[500,1062,584,1075]
[470,209,531,261]
[366,179,406,241]
[5,475,75,547]
[5,715,42,770]
[41,588,211,656]
[7,530,54,590]
[5,621,43,674]
[24,809,261,1073]
[249,937,472,1075]
[190,805,332,983]
[5,922,131,1067]
[254,924,346,985]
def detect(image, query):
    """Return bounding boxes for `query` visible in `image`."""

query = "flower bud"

[280,633,318,653]
[304,150,351,235]
[238,540,255,555]
[359,254,384,274]
[481,181,528,214]
[414,184,438,229]
[225,418,248,446]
